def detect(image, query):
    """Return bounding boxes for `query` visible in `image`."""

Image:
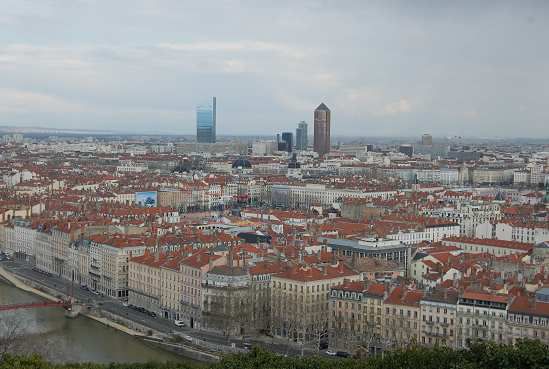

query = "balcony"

[423,330,447,338]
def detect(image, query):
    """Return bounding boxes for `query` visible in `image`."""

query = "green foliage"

[1,340,547,369]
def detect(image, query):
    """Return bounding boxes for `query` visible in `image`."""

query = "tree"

[0,313,23,360]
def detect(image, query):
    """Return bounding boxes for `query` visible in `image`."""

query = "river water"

[0,281,197,364]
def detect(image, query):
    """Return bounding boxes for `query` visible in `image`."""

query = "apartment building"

[495,221,549,244]
[420,289,459,348]
[456,290,508,348]
[506,288,549,345]
[423,202,501,237]
[128,251,166,314]
[88,235,148,298]
[329,280,386,353]
[180,251,225,328]
[270,183,396,209]
[442,238,533,257]
[160,253,185,320]
[382,286,423,349]
[249,261,285,334]
[271,262,360,342]
[202,265,251,335]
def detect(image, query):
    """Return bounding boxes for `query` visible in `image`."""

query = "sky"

[0,0,548,137]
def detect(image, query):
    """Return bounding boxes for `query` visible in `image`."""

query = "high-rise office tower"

[281,132,293,153]
[314,103,331,155]
[196,97,216,143]
[421,133,433,146]
[295,121,308,151]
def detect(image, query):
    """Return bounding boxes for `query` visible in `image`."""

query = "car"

[182,335,193,342]
[325,350,337,356]
[91,290,100,295]
[243,342,252,349]
[336,351,351,358]
[122,302,129,307]
[174,320,185,327]
[149,312,157,318]
[80,285,89,291]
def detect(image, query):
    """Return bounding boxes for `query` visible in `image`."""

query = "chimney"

[331,250,338,266]
[228,246,234,268]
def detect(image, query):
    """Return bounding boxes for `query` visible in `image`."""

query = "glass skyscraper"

[196,97,216,143]
[281,132,293,153]
[295,121,308,151]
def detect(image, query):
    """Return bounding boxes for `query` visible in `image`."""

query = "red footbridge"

[0,300,71,312]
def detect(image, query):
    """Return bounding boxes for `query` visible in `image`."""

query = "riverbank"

[0,264,219,363]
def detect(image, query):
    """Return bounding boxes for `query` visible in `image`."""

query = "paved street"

[0,258,318,357]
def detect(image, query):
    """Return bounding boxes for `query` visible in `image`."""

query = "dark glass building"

[399,144,414,157]
[314,103,330,155]
[281,132,293,153]
[196,97,216,143]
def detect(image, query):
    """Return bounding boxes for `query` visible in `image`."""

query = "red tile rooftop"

[249,261,286,276]
[462,290,508,304]
[384,286,423,307]
[274,262,358,282]
[508,295,549,318]
[443,237,533,250]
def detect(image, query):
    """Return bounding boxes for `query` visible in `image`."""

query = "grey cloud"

[0,0,548,137]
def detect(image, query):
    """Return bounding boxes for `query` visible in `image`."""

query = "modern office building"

[399,144,414,157]
[295,121,308,151]
[421,134,433,146]
[196,97,216,143]
[281,132,293,153]
[314,103,331,155]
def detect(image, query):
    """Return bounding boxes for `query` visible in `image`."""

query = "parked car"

[336,351,351,358]
[174,320,185,327]
[182,334,193,342]
[149,312,157,318]
[122,302,129,307]
[325,350,337,356]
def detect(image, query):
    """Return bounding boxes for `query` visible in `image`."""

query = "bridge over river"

[0,281,196,364]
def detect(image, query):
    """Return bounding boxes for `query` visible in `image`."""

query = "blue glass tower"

[196,97,216,143]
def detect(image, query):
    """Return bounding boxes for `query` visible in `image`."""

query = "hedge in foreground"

[1,340,548,369]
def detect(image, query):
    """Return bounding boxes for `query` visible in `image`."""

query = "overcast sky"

[1,0,548,137]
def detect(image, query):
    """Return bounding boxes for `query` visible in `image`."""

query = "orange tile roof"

[274,262,358,282]
[462,290,508,304]
[384,286,423,307]
[443,237,533,251]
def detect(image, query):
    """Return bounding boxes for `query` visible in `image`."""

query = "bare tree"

[0,313,23,359]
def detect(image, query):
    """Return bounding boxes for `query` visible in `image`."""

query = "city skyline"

[1,1,548,138]
[1,1,549,365]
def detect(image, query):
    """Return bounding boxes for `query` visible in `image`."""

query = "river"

[0,281,198,364]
